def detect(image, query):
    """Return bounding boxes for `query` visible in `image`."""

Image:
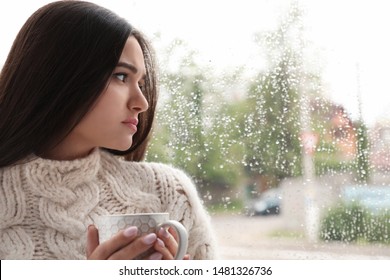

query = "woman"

[0,1,217,260]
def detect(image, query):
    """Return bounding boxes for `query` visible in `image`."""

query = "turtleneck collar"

[24,148,101,204]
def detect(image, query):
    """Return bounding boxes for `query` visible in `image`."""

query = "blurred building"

[328,106,357,160]
[369,120,390,172]
[311,98,358,161]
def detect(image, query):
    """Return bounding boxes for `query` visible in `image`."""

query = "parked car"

[246,188,282,216]
[341,185,390,214]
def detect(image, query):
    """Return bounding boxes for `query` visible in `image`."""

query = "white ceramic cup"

[96,213,188,260]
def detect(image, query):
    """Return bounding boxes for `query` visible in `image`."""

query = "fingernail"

[142,233,157,245]
[149,252,163,260]
[88,225,95,231]
[123,226,138,238]
[159,227,170,238]
[157,238,165,248]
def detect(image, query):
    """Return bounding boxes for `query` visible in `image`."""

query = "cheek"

[98,86,128,112]
[76,105,115,134]
[89,92,123,122]
[76,89,126,133]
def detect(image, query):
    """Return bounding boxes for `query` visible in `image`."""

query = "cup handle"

[158,220,188,260]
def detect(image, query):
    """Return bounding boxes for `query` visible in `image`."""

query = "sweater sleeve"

[148,163,219,260]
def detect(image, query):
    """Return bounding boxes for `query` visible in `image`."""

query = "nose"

[129,86,149,113]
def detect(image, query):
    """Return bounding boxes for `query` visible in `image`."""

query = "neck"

[41,144,96,161]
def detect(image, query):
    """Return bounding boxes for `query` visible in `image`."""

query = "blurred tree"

[147,45,205,180]
[242,3,304,190]
[146,39,243,199]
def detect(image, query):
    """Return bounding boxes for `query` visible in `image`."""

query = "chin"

[117,144,133,151]
[106,140,133,152]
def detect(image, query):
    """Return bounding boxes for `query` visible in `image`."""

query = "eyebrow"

[116,62,146,79]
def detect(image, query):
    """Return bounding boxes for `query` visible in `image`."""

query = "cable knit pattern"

[0,149,218,259]
[0,168,34,259]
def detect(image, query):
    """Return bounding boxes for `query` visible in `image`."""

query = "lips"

[122,117,138,131]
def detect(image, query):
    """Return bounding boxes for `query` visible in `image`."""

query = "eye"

[113,73,128,82]
[138,83,145,92]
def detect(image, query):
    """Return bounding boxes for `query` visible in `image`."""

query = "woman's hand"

[154,227,190,260]
[86,225,158,260]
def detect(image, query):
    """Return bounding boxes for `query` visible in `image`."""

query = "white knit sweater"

[0,148,217,260]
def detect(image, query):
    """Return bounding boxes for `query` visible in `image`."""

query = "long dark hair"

[0,1,157,167]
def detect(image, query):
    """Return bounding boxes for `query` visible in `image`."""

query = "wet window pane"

[144,0,390,259]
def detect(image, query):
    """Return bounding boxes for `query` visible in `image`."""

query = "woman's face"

[48,36,149,160]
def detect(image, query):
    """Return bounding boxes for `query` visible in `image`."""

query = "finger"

[147,252,163,260]
[183,254,191,260]
[109,233,157,260]
[88,226,138,259]
[168,227,179,242]
[153,238,174,260]
[158,227,178,258]
[86,225,99,258]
